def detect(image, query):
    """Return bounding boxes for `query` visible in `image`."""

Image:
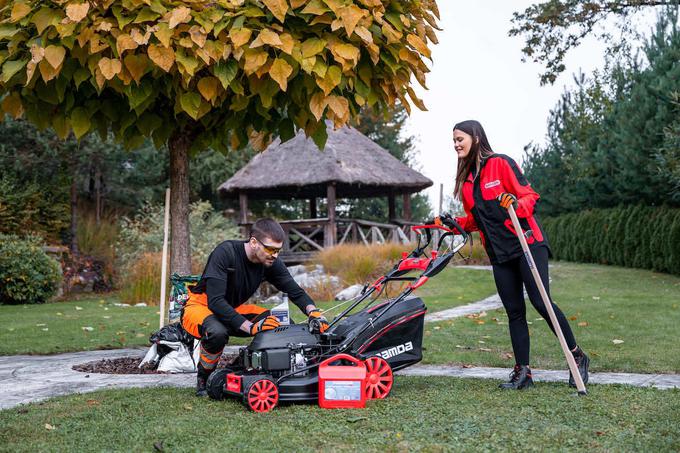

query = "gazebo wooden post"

[388,190,396,222]
[309,197,317,218]
[403,193,412,221]
[325,183,337,247]
[239,192,249,237]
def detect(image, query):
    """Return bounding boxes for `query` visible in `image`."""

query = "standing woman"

[452,120,589,389]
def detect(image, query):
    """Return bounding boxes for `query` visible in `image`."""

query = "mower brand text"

[375,341,413,360]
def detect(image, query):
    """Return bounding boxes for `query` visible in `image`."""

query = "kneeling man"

[182,218,328,396]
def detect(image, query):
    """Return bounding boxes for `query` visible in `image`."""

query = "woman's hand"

[497,193,517,210]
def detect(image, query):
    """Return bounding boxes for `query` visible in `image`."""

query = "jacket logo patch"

[484,180,501,189]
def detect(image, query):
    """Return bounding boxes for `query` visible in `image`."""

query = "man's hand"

[497,193,517,210]
[307,309,329,334]
[249,315,280,335]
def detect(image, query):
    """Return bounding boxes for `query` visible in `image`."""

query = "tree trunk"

[169,131,192,275]
[69,143,80,256]
[94,161,102,226]
[70,178,79,256]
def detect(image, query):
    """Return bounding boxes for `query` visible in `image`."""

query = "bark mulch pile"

[72,353,239,375]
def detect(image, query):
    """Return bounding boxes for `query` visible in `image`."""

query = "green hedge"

[0,234,62,304]
[542,206,680,275]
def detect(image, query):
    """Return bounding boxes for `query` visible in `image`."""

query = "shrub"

[0,234,62,304]
[76,209,119,263]
[118,252,163,305]
[0,173,69,241]
[119,252,204,306]
[543,206,680,275]
[315,242,409,286]
[117,201,239,274]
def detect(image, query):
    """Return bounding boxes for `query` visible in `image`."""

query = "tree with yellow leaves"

[0,0,439,274]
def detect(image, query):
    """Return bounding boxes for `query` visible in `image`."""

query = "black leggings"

[492,246,576,366]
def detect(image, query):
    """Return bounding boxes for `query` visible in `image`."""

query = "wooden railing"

[240,217,431,262]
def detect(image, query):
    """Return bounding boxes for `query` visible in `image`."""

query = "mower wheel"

[206,368,229,400]
[244,378,279,413]
[365,356,393,399]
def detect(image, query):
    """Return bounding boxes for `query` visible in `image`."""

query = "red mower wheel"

[365,357,393,399]
[245,379,279,413]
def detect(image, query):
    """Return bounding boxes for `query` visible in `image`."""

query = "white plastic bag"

[157,340,197,373]
[139,343,159,368]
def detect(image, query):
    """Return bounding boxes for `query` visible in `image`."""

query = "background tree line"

[522,8,680,217]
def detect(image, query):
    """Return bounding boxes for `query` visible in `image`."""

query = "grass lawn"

[1,377,679,452]
[1,268,496,355]
[422,263,680,373]
[0,294,159,355]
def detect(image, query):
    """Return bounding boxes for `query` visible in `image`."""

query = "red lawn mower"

[206,216,469,412]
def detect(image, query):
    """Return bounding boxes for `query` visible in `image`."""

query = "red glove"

[250,316,280,335]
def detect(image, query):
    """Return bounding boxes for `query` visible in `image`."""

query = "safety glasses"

[253,237,282,256]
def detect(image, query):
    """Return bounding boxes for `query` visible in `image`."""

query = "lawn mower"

[206,216,469,412]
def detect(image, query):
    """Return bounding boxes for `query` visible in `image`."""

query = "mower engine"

[238,324,321,378]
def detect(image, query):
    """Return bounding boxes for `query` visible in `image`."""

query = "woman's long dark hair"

[453,120,495,200]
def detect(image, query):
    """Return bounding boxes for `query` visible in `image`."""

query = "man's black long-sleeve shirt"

[190,240,313,331]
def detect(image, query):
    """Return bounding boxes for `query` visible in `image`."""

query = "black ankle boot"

[196,364,212,397]
[499,365,534,390]
[569,346,590,388]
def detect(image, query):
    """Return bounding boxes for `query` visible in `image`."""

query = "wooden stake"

[159,188,171,329]
[507,204,587,395]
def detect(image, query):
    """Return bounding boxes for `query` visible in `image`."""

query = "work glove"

[307,309,329,334]
[497,192,517,210]
[249,315,280,335]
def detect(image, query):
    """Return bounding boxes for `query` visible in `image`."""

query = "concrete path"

[425,294,502,322]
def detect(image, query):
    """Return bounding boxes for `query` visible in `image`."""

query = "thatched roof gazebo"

[219,122,432,260]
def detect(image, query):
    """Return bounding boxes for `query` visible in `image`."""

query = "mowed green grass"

[0,295,159,355]
[0,268,495,355]
[1,378,679,452]
[422,263,680,373]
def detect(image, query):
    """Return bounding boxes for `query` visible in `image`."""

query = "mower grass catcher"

[206,216,469,412]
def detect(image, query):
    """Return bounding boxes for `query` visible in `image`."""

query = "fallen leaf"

[82,326,94,332]
[56,312,63,316]
[569,316,578,321]
[42,328,49,331]
[462,364,473,368]
[433,326,441,330]
[479,347,492,352]
[75,306,83,310]
[36,323,46,327]
[612,339,624,344]
[103,316,111,319]
[501,352,513,360]
[478,340,485,344]
[596,431,605,436]
[45,423,55,430]
[475,320,485,325]
[592,296,601,300]
[86,399,100,406]
[578,321,588,327]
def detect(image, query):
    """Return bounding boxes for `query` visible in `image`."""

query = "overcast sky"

[405,1,611,211]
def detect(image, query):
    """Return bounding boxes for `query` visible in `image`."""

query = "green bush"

[0,234,62,304]
[116,200,239,273]
[543,206,680,275]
